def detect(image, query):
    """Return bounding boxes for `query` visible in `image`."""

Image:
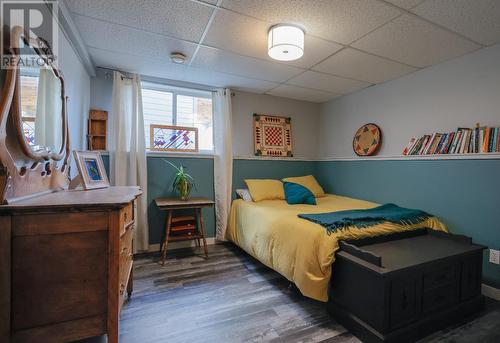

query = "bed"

[226,194,447,302]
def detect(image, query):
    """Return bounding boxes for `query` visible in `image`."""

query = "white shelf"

[320,153,500,161]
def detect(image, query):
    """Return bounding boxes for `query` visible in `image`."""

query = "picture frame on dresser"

[73,150,109,190]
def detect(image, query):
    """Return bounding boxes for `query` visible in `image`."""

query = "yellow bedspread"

[226,194,447,302]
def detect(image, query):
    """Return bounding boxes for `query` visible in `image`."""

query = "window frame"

[141,82,214,154]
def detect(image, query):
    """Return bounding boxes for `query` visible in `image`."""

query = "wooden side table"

[155,198,214,265]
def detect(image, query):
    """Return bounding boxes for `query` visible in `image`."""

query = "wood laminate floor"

[81,243,500,343]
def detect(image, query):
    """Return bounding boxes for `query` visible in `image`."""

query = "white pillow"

[236,188,252,202]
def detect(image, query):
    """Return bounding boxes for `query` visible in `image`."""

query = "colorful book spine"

[437,133,448,154]
[422,134,434,155]
[483,127,491,153]
[497,128,500,152]
[462,129,472,154]
[450,129,462,154]
[402,138,416,155]
[492,128,498,152]
[443,132,455,154]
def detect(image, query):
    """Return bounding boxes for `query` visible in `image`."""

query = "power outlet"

[490,249,500,265]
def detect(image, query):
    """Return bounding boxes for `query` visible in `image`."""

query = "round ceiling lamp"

[268,24,304,61]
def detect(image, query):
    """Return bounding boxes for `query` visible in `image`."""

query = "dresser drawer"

[423,265,458,291]
[118,225,133,311]
[121,202,134,226]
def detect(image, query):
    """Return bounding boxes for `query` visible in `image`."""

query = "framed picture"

[150,125,199,152]
[253,114,293,157]
[73,150,109,190]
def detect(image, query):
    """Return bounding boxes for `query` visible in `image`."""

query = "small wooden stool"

[154,198,214,265]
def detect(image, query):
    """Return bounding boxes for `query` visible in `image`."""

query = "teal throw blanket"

[298,203,431,235]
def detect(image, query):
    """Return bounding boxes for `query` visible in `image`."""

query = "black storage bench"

[327,229,486,343]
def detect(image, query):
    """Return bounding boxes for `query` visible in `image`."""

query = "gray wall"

[232,91,320,159]
[90,72,321,159]
[58,24,91,176]
[317,43,500,288]
[319,43,500,158]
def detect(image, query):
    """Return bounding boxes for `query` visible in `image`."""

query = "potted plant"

[163,160,195,200]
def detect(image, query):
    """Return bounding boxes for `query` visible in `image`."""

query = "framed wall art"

[253,114,293,157]
[150,125,199,152]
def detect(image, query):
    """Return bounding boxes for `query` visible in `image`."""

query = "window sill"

[146,150,214,159]
[97,150,215,159]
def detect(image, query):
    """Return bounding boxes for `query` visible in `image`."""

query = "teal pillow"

[284,182,317,205]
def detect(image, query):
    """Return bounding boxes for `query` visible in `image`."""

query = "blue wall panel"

[315,159,500,288]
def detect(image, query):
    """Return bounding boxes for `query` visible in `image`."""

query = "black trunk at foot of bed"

[327,229,486,343]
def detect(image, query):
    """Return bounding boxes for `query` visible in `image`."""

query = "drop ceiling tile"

[90,47,277,93]
[191,46,304,83]
[384,0,426,10]
[73,15,198,63]
[412,0,500,45]
[88,47,188,81]
[287,70,371,94]
[312,48,417,84]
[203,9,342,69]
[183,67,279,93]
[221,0,401,44]
[65,0,213,42]
[352,14,481,67]
[266,84,339,103]
[203,10,269,61]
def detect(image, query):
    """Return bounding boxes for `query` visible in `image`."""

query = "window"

[141,82,213,152]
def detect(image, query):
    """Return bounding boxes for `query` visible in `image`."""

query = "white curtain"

[213,88,233,241]
[110,71,149,252]
[35,67,62,150]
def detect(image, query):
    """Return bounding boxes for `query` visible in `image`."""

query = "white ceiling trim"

[57,0,96,76]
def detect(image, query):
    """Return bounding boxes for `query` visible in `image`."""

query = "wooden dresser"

[0,186,141,343]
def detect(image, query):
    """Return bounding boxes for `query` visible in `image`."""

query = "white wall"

[319,44,500,158]
[90,73,321,159]
[58,27,91,175]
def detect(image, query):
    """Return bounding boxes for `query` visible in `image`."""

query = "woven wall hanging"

[353,123,382,156]
[254,114,293,157]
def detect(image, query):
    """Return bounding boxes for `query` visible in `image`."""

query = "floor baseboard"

[482,283,500,301]
[148,237,217,252]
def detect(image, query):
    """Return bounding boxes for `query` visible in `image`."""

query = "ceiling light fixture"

[170,52,186,64]
[268,24,304,61]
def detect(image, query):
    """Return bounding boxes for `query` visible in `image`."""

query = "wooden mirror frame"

[0,26,70,203]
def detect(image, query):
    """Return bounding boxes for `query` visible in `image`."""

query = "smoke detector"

[170,52,187,64]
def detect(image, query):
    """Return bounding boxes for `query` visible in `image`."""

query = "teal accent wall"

[315,159,500,288]
[101,155,214,244]
[232,159,316,194]
[103,155,316,244]
[147,157,215,244]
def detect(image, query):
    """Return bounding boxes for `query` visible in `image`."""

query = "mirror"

[18,42,63,155]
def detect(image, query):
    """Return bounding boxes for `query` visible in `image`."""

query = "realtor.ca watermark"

[1,0,58,69]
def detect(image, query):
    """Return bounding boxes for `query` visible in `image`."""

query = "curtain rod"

[97,66,227,94]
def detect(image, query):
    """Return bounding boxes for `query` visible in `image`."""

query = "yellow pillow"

[282,175,325,198]
[244,179,285,202]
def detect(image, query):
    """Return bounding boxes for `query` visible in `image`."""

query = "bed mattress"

[226,194,447,302]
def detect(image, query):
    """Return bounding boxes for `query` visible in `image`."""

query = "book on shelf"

[402,125,500,156]
[402,138,416,155]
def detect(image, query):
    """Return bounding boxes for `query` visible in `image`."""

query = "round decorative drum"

[353,123,382,156]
